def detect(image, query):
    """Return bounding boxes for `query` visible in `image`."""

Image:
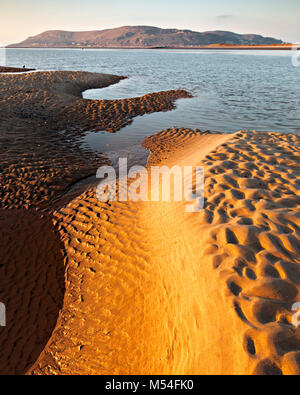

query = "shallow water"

[6,48,300,157]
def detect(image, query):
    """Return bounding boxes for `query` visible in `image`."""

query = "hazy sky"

[1,0,299,44]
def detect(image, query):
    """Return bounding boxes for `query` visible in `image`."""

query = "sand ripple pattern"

[0,71,191,209]
[29,192,155,375]
[1,70,299,375]
[198,131,300,375]
[26,130,300,375]
[0,71,192,374]
[0,71,191,135]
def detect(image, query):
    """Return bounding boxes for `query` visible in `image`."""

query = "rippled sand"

[0,71,299,375]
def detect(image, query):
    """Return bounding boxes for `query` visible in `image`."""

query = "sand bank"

[142,129,300,375]
[0,70,192,374]
[0,66,36,73]
[28,129,300,375]
[0,71,299,375]
[0,71,191,209]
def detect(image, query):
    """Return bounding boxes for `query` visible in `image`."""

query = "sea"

[5,48,300,158]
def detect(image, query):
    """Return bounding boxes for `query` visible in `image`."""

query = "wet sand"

[0,71,299,375]
[0,66,35,73]
[0,71,190,209]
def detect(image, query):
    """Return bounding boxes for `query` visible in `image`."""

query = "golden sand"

[0,71,299,375]
[29,130,300,376]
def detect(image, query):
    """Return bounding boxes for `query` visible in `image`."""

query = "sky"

[0,0,299,45]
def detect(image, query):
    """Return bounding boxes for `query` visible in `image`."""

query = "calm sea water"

[5,48,300,158]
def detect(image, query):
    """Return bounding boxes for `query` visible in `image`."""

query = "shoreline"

[6,45,295,51]
[0,70,299,375]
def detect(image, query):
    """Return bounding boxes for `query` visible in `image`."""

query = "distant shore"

[6,44,294,51]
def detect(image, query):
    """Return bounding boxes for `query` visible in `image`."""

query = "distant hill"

[7,26,283,48]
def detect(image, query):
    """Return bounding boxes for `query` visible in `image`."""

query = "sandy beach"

[0,70,299,375]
